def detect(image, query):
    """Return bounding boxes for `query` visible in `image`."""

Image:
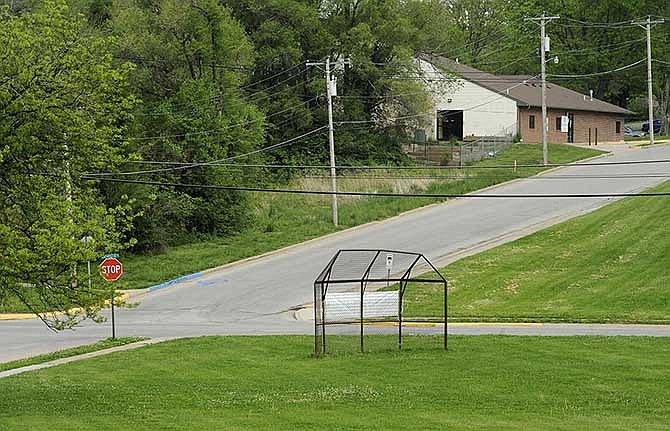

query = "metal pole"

[360,281,364,353]
[540,12,548,166]
[314,284,319,357]
[398,282,403,351]
[646,16,655,146]
[111,289,116,339]
[87,260,91,290]
[444,281,448,351]
[326,57,339,226]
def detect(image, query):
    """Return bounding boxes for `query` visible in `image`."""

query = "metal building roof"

[419,53,633,116]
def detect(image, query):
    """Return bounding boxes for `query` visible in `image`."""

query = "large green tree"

[0,1,135,327]
[104,0,266,249]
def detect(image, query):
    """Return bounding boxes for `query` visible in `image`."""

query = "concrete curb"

[0,337,170,379]
[0,293,130,322]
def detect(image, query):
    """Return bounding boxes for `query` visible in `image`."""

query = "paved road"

[2,144,670,362]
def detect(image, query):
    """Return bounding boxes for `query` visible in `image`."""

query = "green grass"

[0,337,146,372]
[1,335,669,430]
[115,143,602,290]
[404,181,670,323]
[625,134,670,142]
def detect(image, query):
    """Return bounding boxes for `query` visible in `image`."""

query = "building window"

[529,115,535,129]
[616,121,621,134]
[556,117,562,131]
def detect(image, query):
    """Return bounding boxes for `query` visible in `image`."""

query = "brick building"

[418,54,632,144]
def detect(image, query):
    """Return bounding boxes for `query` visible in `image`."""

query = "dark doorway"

[437,110,463,141]
[567,112,575,143]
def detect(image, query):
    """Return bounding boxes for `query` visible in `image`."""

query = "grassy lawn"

[115,143,602,290]
[0,337,146,373]
[1,335,669,430]
[625,134,670,142]
[404,181,670,323]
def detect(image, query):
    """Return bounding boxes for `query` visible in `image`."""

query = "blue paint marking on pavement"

[148,272,204,292]
[196,279,223,286]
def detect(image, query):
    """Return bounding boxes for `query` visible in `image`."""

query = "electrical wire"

[119,95,323,141]
[547,59,646,78]
[336,74,541,125]
[118,158,670,171]
[88,126,328,177]
[80,176,670,199]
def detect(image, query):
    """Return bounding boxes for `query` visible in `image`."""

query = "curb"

[0,293,129,322]
[0,337,170,379]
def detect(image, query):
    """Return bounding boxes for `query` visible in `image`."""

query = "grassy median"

[0,335,669,430]
[404,181,670,323]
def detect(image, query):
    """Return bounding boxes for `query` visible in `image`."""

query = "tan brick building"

[419,54,633,144]
[518,108,625,145]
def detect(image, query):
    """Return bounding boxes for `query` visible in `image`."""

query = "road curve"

[2,144,670,362]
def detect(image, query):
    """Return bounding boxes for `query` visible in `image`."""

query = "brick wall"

[518,108,624,144]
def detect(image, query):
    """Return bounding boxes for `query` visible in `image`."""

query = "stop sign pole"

[100,256,123,339]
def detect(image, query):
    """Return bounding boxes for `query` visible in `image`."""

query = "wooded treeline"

[1,0,669,322]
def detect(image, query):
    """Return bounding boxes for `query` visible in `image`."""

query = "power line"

[118,158,670,171]
[557,17,640,29]
[133,74,321,118]
[300,173,670,181]
[119,95,323,141]
[547,59,646,78]
[336,74,541,125]
[241,63,306,89]
[88,126,328,177]
[80,176,670,199]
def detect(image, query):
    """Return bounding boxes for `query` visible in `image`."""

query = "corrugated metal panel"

[324,291,399,322]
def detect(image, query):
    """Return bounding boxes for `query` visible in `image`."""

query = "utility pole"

[307,57,347,226]
[634,16,664,146]
[526,12,559,166]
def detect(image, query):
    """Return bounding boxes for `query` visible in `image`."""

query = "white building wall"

[417,59,518,140]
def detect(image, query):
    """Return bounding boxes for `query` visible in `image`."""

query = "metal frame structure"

[313,249,448,357]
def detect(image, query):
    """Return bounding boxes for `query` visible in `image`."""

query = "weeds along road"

[2,144,670,362]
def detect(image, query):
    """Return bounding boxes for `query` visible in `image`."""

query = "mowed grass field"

[116,143,601,290]
[1,335,669,430]
[404,181,670,323]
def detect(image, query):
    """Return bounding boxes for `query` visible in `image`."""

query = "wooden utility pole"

[634,16,664,146]
[526,12,559,166]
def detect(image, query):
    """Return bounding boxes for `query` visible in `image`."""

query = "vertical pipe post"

[444,280,448,351]
[314,283,319,357]
[360,281,364,353]
[398,282,404,351]
[111,289,116,339]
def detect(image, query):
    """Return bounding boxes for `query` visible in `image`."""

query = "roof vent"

[589,89,593,101]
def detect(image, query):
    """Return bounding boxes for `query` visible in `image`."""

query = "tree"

[106,0,266,249]
[0,1,135,328]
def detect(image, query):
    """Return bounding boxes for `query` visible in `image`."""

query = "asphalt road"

[2,144,670,362]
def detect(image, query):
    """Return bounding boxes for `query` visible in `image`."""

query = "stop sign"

[100,257,123,282]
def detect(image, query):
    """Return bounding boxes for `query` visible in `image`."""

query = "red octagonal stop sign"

[100,257,123,282]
